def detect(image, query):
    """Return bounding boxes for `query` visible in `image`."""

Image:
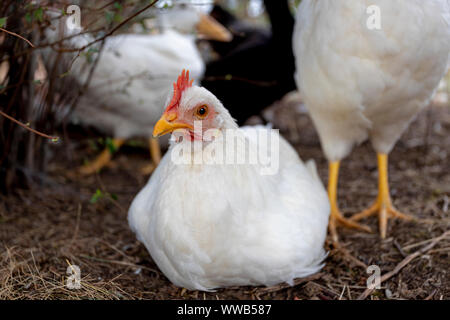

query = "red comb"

[165,69,194,112]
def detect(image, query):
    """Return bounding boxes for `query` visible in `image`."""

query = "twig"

[336,245,368,269]
[255,273,324,295]
[393,239,407,258]
[403,238,437,251]
[69,204,82,247]
[0,27,104,65]
[64,37,107,120]
[338,285,346,300]
[0,27,35,47]
[203,75,277,87]
[347,285,352,300]
[53,0,159,53]
[308,281,341,297]
[357,230,450,300]
[78,254,159,274]
[0,109,59,141]
[425,289,437,300]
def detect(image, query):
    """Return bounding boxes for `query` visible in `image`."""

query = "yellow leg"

[150,137,161,165]
[79,138,125,175]
[328,161,371,243]
[350,153,414,239]
[140,137,161,175]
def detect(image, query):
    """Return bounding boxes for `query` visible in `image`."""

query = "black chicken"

[202,0,296,125]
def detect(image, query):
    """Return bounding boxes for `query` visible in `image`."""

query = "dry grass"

[0,99,449,300]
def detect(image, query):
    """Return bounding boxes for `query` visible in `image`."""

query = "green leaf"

[59,71,71,78]
[105,11,114,23]
[90,189,104,204]
[110,193,118,201]
[127,139,146,148]
[105,138,117,154]
[293,0,302,8]
[113,13,122,23]
[83,48,99,63]
[34,7,44,22]
[0,17,6,28]
[25,12,32,24]
[87,139,99,151]
[87,48,99,54]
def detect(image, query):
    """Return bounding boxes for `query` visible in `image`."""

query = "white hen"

[293,0,450,241]
[128,70,330,291]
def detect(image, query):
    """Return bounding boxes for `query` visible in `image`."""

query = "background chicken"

[206,3,271,59]
[293,0,450,241]
[128,70,330,290]
[43,5,231,175]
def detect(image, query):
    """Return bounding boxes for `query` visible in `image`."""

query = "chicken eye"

[196,105,208,119]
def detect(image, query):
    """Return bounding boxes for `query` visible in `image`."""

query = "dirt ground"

[0,98,449,300]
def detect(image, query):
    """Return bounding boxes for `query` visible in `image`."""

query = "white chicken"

[128,70,330,291]
[293,0,450,241]
[44,5,231,174]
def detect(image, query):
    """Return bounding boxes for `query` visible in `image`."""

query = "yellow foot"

[350,199,414,239]
[149,137,161,166]
[327,160,371,244]
[138,137,161,175]
[78,138,125,175]
[350,153,415,239]
[79,151,112,175]
[329,208,372,244]
[140,163,156,175]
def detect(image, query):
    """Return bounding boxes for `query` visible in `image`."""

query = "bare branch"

[53,0,159,53]
[0,109,58,141]
[0,27,35,47]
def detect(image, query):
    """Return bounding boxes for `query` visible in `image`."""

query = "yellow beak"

[196,13,232,42]
[153,114,193,138]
